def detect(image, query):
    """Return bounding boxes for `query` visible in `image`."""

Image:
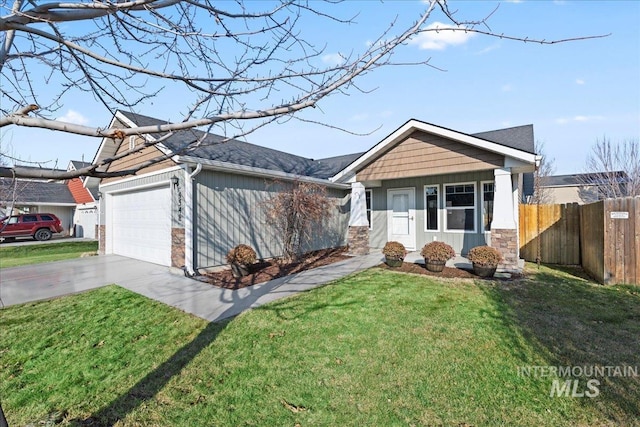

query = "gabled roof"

[0,178,76,205]
[117,111,359,180]
[69,160,92,171]
[331,119,537,183]
[67,177,95,204]
[541,171,628,187]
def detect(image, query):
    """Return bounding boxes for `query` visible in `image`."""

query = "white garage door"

[110,186,171,266]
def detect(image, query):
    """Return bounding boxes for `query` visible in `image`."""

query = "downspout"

[184,163,202,276]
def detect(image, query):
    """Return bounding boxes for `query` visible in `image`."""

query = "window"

[129,135,136,150]
[424,185,439,231]
[482,182,494,232]
[365,189,372,230]
[23,215,38,222]
[40,215,54,221]
[445,183,476,232]
[7,216,18,224]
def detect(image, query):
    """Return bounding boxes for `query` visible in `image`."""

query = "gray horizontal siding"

[194,170,349,269]
[369,170,495,255]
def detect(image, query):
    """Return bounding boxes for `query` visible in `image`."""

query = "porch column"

[491,168,519,270]
[348,182,370,255]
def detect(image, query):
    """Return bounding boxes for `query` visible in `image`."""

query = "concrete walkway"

[0,253,383,322]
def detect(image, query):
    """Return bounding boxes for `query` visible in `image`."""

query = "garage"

[107,185,172,266]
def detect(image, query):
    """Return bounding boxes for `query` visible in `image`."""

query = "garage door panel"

[110,186,171,266]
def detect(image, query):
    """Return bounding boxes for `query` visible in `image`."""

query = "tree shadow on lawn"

[67,271,358,426]
[480,263,640,425]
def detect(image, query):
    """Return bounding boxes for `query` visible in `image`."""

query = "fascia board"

[177,156,350,190]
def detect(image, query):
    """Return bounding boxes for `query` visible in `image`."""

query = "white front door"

[387,188,416,250]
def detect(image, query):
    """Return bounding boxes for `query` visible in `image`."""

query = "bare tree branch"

[579,137,640,202]
[0,0,608,180]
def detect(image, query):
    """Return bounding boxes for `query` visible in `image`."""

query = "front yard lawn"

[0,241,98,268]
[0,265,638,426]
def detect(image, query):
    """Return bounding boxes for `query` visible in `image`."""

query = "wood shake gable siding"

[102,132,176,184]
[357,131,505,181]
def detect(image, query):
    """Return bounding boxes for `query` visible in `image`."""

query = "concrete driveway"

[0,253,383,322]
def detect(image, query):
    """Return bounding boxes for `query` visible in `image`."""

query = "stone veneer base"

[171,227,185,268]
[348,226,370,256]
[491,228,519,271]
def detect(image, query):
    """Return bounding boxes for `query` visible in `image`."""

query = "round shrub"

[226,244,257,265]
[467,245,502,267]
[420,241,455,262]
[382,241,407,259]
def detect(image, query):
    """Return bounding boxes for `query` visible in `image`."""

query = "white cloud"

[322,53,345,66]
[410,22,475,51]
[476,43,500,55]
[555,115,604,124]
[576,78,585,85]
[350,113,369,122]
[57,110,89,125]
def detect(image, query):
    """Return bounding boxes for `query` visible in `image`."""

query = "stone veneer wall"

[98,225,105,255]
[171,227,185,268]
[348,226,370,255]
[491,228,518,270]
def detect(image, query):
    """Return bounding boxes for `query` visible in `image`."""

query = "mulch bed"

[377,260,524,280]
[377,261,477,279]
[202,247,351,290]
[201,247,522,290]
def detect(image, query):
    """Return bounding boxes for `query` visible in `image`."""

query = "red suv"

[0,213,64,242]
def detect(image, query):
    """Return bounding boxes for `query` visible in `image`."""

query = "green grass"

[0,267,638,426]
[0,241,98,268]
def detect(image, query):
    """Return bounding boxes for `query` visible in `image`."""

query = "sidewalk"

[120,252,384,322]
[0,253,383,323]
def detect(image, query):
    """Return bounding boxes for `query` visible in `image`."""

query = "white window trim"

[365,189,373,230]
[444,181,477,234]
[129,135,136,150]
[423,184,440,232]
[481,180,495,234]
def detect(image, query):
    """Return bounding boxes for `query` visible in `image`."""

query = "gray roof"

[120,111,360,179]
[119,112,535,180]
[542,171,628,187]
[471,124,535,154]
[0,178,76,204]
[70,160,92,170]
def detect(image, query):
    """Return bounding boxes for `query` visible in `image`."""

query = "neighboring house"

[540,171,629,205]
[95,111,538,272]
[68,160,100,238]
[0,161,99,238]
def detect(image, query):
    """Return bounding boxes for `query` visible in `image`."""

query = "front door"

[387,188,416,250]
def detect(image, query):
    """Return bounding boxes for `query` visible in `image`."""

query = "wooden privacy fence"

[519,203,581,265]
[519,197,640,285]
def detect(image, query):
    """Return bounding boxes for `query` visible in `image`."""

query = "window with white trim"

[365,189,372,230]
[445,182,476,232]
[424,185,439,231]
[129,135,136,150]
[481,182,495,232]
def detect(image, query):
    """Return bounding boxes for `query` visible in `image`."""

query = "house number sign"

[610,211,629,219]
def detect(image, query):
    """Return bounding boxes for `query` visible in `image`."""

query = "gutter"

[176,155,350,190]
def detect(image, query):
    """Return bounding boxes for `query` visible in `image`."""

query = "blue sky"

[2,0,639,175]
